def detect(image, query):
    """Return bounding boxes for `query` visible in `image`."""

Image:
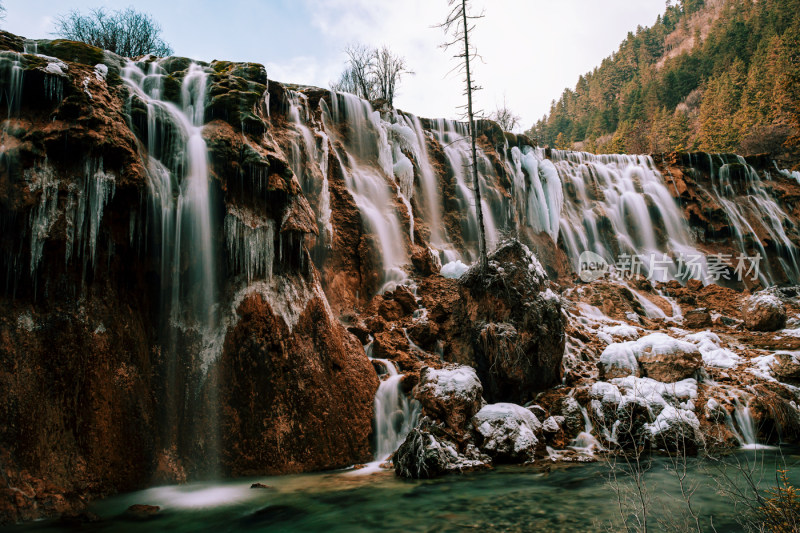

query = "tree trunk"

[461,0,488,273]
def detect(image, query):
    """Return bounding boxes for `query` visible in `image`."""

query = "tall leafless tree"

[54,7,173,58]
[440,0,488,272]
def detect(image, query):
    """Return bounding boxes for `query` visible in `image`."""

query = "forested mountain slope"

[527,0,800,167]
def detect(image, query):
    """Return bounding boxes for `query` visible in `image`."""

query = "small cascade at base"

[352,340,419,474]
[731,397,771,450]
[571,405,602,456]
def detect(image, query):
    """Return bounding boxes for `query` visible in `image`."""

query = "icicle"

[224,208,274,283]
[27,163,60,276]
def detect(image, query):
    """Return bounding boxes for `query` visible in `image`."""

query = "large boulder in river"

[216,272,379,476]
[445,240,565,404]
[471,403,542,463]
[415,365,484,435]
[394,418,490,479]
[743,292,786,332]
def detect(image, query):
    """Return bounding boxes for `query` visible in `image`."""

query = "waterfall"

[570,405,602,455]
[122,59,222,474]
[372,359,419,460]
[705,154,800,285]
[540,150,707,281]
[430,118,500,262]
[398,114,445,246]
[731,397,769,450]
[323,92,409,290]
[362,340,419,469]
[122,60,218,328]
[0,51,23,118]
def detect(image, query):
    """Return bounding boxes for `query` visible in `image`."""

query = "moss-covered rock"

[37,39,105,67]
[0,31,24,53]
[206,61,268,135]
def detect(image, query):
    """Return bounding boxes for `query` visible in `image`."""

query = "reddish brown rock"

[414,366,484,437]
[742,292,786,332]
[638,344,702,382]
[411,246,441,276]
[125,505,160,520]
[773,352,800,383]
[378,298,404,322]
[442,241,566,404]
[684,308,712,329]
[386,286,418,315]
[217,276,378,476]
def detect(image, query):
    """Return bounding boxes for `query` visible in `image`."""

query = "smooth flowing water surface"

[8,449,799,533]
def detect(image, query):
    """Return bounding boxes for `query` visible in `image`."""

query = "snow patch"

[683,331,741,369]
[441,260,470,279]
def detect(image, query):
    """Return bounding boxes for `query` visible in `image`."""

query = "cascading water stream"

[322,92,409,290]
[359,340,419,471]
[704,153,800,285]
[122,59,221,473]
[0,51,23,119]
[396,113,445,247]
[430,118,500,262]
[571,405,602,455]
[122,60,217,330]
[539,149,709,281]
[731,397,770,450]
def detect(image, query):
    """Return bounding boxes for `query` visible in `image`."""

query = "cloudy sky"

[4,0,667,130]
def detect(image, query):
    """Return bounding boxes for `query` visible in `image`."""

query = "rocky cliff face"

[0,34,380,523]
[2,28,800,525]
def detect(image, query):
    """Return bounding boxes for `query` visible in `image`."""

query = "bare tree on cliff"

[439,0,488,272]
[54,7,173,58]
[331,44,410,107]
[490,96,521,132]
[332,43,377,100]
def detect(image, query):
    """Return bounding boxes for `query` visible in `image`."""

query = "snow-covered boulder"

[394,419,490,479]
[636,333,701,382]
[415,365,484,432]
[612,376,698,415]
[683,331,741,369]
[606,376,699,448]
[472,403,541,462]
[542,416,562,434]
[599,333,701,382]
[645,405,702,452]
[743,292,786,332]
[598,343,640,379]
